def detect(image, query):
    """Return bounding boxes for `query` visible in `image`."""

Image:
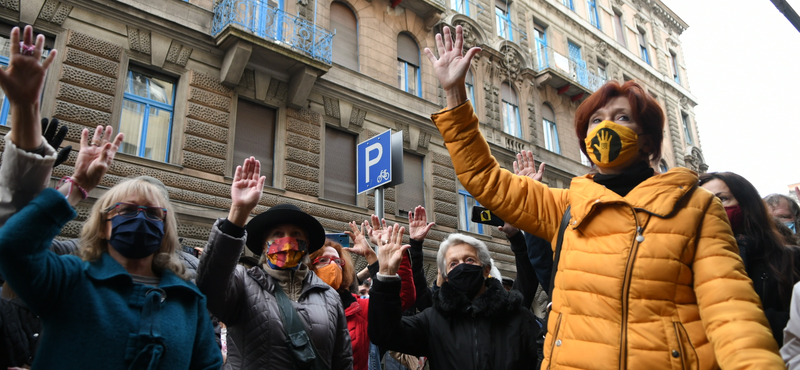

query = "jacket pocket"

[672,322,699,370]
[547,312,565,370]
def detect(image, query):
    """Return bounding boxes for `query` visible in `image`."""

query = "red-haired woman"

[421,25,783,369]
[308,222,416,370]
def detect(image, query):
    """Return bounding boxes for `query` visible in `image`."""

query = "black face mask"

[446,264,485,299]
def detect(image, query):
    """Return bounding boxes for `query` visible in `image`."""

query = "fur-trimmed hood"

[433,277,523,317]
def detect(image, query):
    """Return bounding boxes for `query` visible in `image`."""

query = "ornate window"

[119,68,176,162]
[495,0,513,41]
[397,33,421,97]
[501,82,522,138]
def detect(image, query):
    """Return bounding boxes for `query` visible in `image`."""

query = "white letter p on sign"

[365,143,382,183]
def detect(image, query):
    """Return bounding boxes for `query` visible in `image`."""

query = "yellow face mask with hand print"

[585,120,640,168]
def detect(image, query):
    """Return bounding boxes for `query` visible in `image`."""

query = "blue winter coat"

[0,188,222,369]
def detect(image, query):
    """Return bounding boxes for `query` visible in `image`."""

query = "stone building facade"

[0,0,704,279]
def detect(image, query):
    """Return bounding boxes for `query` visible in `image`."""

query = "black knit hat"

[244,204,325,256]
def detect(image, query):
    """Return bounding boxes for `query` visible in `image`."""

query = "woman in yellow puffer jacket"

[422,26,783,369]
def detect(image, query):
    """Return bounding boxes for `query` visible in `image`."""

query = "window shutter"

[397,153,425,214]
[234,99,275,186]
[330,2,358,70]
[324,127,357,204]
[397,33,420,66]
[501,82,517,104]
[495,0,507,11]
[542,103,555,122]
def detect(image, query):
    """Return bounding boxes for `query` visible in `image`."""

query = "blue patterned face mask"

[108,213,165,259]
[785,221,796,234]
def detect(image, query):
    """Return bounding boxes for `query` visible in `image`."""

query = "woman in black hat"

[196,157,353,370]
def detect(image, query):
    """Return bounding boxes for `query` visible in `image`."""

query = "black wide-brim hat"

[244,204,326,256]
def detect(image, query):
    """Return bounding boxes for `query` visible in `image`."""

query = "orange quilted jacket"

[431,101,784,370]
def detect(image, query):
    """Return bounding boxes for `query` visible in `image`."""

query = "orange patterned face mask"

[265,237,307,270]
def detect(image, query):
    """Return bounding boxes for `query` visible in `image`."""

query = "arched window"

[542,103,560,154]
[397,33,421,97]
[501,82,521,138]
[465,69,475,105]
[330,2,358,70]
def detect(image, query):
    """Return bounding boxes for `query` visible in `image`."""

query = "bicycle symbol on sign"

[376,169,390,183]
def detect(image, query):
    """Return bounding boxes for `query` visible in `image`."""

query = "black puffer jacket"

[369,276,539,370]
[0,297,40,368]
[196,219,353,370]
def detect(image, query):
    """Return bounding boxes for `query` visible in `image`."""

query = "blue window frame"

[120,69,176,162]
[534,24,548,70]
[638,31,650,65]
[671,52,681,84]
[588,0,600,29]
[563,0,574,11]
[465,69,475,105]
[681,112,693,146]
[502,101,521,138]
[452,0,470,16]
[495,5,513,41]
[397,60,421,97]
[458,189,489,235]
[543,118,561,154]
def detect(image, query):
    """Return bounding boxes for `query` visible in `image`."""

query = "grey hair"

[764,194,800,219]
[488,260,502,281]
[437,233,492,280]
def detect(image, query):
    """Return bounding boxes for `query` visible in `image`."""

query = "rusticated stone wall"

[284,108,321,197]
[183,71,232,175]
[53,31,121,142]
[431,152,458,229]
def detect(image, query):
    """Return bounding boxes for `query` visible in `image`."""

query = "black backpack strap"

[273,283,330,370]
[548,205,571,297]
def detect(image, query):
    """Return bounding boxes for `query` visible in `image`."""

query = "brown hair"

[308,240,354,290]
[575,80,665,164]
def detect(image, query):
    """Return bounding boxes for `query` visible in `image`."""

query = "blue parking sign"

[357,130,392,194]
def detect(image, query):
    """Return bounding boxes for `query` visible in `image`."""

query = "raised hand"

[377,224,409,276]
[1,26,57,151]
[346,221,377,264]
[423,26,481,109]
[71,125,123,193]
[365,214,389,247]
[408,205,435,241]
[592,130,612,163]
[228,156,266,227]
[42,118,72,167]
[498,222,520,238]
[513,150,545,182]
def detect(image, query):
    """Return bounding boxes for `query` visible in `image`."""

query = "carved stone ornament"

[634,13,649,28]
[500,45,522,81]
[612,0,623,6]
[679,95,688,109]
[666,37,679,50]
[595,41,608,57]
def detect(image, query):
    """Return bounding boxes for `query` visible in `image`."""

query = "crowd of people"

[2,23,800,370]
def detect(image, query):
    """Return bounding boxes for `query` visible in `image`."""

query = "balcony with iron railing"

[212,0,335,108]
[533,44,606,100]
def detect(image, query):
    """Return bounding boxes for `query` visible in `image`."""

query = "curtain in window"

[501,82,520,137]
[324,127,357,204]
[234,99,275,185]
[397,153,424,214]
[330,2,358,70]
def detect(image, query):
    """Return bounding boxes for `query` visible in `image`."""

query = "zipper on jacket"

[619,208,642,370]
[672,322,686,370]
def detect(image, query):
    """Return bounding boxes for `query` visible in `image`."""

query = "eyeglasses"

[312,256,345,267]
[103,202,168,221]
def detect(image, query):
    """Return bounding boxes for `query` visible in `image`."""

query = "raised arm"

[408,205,434,310]
[500,222,538,309]
[425,26,568,242]
[368,224,430,355]
[694,194,784,368]
[196,157,266,323]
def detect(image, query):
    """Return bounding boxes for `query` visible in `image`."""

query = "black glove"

[41,118,72,168]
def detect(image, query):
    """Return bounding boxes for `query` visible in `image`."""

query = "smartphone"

[471,206,505,227]
[326,233,351,248]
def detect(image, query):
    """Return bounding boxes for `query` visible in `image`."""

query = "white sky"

[662,0,800,196]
